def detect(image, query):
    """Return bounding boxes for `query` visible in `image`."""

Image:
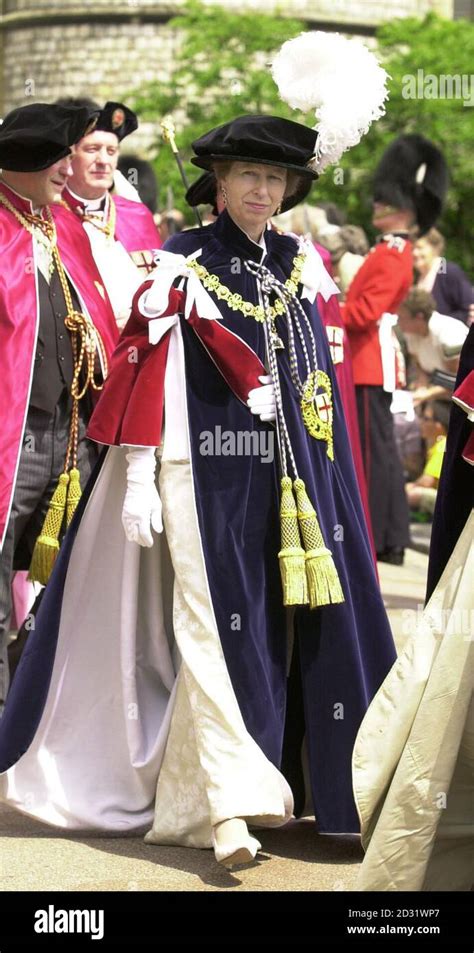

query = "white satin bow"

[144,248,223,323]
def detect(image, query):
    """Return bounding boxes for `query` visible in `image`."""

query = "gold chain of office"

[61,195,117,241]
[186,253,307,323]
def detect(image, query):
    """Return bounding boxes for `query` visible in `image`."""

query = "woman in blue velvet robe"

[0,115,396,868]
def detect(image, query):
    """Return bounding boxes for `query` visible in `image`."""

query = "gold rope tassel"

[293,478,344,609]
[66,467,82,526]
[278,476,309,606]
[29,472,69,585]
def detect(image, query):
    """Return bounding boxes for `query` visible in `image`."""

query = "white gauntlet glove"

[122,447,163,547]
[247,375,276,422]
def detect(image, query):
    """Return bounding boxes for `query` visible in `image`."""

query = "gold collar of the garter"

[186,253,306,322]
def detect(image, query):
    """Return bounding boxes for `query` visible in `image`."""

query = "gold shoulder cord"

[0,190,108,583]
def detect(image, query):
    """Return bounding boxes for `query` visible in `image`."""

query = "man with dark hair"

[397,286,468,404]
[0,102,119,711]
[342,135,448,565]
[56,99,161,328]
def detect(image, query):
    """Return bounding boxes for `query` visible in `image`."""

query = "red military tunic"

[341,235,413,385]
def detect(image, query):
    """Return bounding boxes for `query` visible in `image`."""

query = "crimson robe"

[0,182,119,548]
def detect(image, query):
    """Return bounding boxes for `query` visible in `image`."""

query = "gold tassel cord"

[278,476,309,606]
[66,468,82,526]
[0,194,107,585]
[29,473,69,585]
[293,478,344,608]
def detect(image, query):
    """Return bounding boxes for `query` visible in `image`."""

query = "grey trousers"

[0,394,98,710]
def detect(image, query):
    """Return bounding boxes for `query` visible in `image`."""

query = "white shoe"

[212,819,261,868]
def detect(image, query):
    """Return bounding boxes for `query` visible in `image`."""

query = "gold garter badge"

[300,370,334,461]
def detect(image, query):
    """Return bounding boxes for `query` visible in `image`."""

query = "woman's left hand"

[247,375,276,422]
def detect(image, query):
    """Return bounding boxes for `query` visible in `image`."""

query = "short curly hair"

[401,286,436,321]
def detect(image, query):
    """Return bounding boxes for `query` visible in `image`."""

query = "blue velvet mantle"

[0,211,396,834]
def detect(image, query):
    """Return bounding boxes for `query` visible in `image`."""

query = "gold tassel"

[293,478,344,608]
[278,476,309,606]
[29,472,69,585]
[66,467,82,526]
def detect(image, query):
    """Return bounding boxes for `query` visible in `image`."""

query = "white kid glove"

[247,375,276,422]
[122,447,163,547]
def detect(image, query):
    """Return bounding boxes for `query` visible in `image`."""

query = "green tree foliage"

[131,4,473,274]
[130,1,305,212]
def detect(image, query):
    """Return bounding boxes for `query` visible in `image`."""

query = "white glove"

[122,447,163,547]
[247,375,276,422]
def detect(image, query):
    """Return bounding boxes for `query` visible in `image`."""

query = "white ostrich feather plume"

[272,31,389,173]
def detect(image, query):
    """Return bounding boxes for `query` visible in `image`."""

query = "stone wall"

[0,0,455,153]
[1,19,178,150]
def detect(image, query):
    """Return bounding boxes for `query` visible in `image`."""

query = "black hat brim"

[281,174,313,213]
[0,142,74,172]
[191,154,317,179]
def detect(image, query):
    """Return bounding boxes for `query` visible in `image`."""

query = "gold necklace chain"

[0,190,108,470]
[186,253,306,323]
[62,194,117,241]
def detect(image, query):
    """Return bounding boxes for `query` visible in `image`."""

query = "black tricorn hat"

[0,102,98,172]
[185,168,313,215]
[96,102,138,141]
[191,115,319,180]
[373,134,448,234]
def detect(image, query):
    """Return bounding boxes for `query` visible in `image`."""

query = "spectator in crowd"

[397,287,469,405]
[413,228,473,325]
[272,203,332,272]
[391,390,424,482]
[319,225,369,298]
[314,200,347,228]
[405,400,449,514]
[156,207,185,242]
[285,202,341,241]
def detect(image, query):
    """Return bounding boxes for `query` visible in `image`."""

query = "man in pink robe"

[0,102,119,711]
[56,99,161,329]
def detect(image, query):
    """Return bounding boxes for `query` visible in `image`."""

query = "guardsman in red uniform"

[342,135,448,564]
[56,98,162,329]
